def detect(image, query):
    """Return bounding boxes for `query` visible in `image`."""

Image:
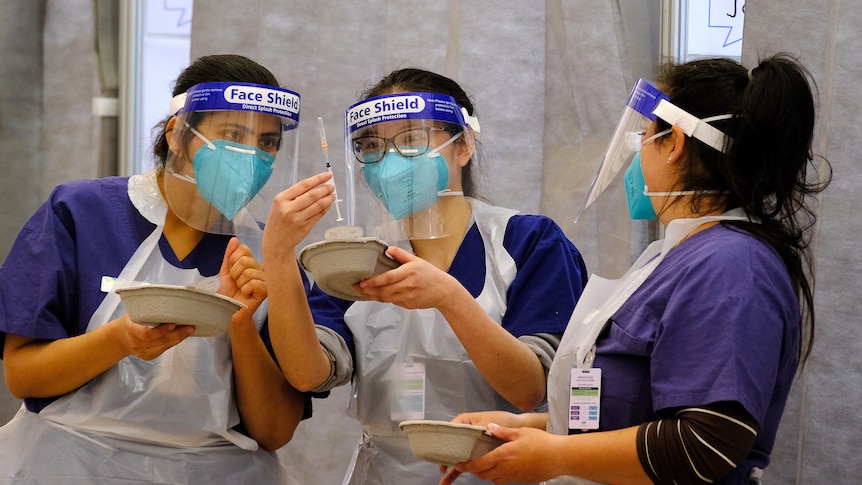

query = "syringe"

[317,117,343,221]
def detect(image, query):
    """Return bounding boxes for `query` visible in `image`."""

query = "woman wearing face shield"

[0,54,309,483]
[262,68,589,484]
[440,55,832,485]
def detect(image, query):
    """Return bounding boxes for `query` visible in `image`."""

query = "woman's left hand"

[355,246,457,309]
[219,237,267,319]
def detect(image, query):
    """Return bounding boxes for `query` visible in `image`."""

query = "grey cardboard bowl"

[115,284,242,337]
[299,237,400,301]
[399,420,505,467]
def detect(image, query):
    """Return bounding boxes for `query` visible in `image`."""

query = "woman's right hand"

[115,314,195,360]
[263,172,336,256]
[3,319,193,399]
[439,411,545,484]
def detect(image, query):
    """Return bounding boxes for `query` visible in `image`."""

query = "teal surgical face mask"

[623,128,725,220]
[623,128,673,220]
[624,152,657,220]
[187,125,275,220]
[163,82,299,236]
[362,148,450,220]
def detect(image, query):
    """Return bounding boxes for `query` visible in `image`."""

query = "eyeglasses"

[351,126,447,164]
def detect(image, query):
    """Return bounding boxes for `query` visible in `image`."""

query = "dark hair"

[151,54,281,168]
[360,68,481,198]
[654,54,831,364]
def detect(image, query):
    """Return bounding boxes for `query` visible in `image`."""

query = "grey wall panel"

[1,0,100,426]
[743,1,862,483]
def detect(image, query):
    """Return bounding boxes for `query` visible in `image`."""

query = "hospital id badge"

[391,363,425,421]
[569,368,601,431]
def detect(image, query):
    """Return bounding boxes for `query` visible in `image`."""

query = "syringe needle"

[317,117,329,154]
[318,117,343,221]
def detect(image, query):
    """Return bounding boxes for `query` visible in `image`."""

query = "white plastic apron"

[0,171,288,483]
[341,199,529,485]
[544,210,749,485]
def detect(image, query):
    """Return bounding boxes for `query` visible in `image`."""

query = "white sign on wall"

[679,0,745,61]
[122,0,193,176]
[136,0,193,174]
[145,0,193,35]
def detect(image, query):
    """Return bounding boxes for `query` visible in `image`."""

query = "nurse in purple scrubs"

[440,54,831,485]
[261,68,589,484]
[0,54,308,483]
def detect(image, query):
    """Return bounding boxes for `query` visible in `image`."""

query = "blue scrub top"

[309,214,589,358]
[0,176,291,416]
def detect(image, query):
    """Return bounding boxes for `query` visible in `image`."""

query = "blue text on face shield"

[348,96,425,125]
[374,96,421,113]
[225,87,299,110]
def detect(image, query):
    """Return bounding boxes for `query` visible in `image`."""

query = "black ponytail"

[657,54,832,364]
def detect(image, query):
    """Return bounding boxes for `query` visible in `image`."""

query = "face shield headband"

[163,82,301,236]
[170,81,300,129]
[652,99,734,153]
[346,91,480,138]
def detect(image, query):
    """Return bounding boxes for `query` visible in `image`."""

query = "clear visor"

[575,79,668,222]
[339,92,478,242]
[163,82,300,237]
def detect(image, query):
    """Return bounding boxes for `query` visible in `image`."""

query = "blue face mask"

[623,152,658,220]
[362,148,449,220]
[192,140,275,220]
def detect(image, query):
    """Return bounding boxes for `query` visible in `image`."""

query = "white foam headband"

[652,99,734,153]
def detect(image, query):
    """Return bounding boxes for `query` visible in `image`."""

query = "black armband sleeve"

[636,401,759,484]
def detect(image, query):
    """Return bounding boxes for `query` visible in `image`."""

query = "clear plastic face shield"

[575,79,669,222]
[576,78,734,222]
[163,82,300,236]
[343,92,479,242]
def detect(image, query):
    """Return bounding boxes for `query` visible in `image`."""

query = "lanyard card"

[569,368,601,431]
[391,362,426,421]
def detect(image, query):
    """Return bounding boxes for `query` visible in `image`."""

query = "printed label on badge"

[391,362,426,421]
[569,368,601,431]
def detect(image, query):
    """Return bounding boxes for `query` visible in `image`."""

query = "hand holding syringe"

[317,117,343,221]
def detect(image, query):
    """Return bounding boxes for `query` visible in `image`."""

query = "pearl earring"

[666,155,672,164]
